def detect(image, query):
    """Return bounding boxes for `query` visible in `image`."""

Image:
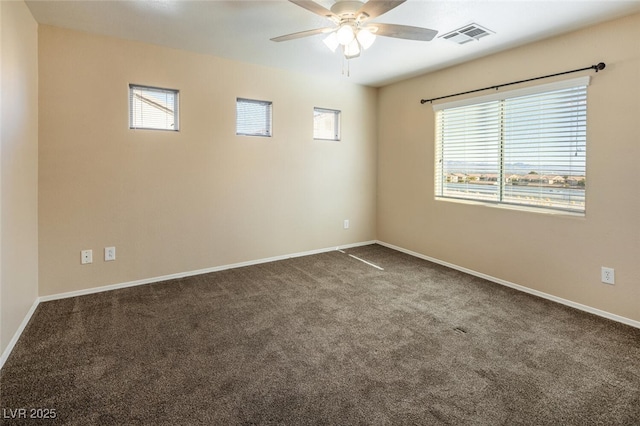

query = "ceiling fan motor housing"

[330,0,366,18]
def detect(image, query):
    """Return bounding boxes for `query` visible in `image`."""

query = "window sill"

[435,197,586,218]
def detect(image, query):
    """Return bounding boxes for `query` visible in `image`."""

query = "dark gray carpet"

[1,244,639,425]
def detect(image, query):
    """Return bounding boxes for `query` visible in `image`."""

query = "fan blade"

[370,23,438,41]
[271,27,334,42]
[289,0,337,20]
[357,0,406,21]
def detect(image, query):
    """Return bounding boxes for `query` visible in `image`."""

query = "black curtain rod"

[420,62,606,105]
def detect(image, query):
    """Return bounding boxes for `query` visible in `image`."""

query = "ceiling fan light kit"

[323,32,340,52]
[272,0,438,66]
[356,27,376,49]
[325,20,375,58]
[336,22,356,45]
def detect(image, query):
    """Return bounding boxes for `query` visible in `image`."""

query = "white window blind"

[314,107,341,141]
[129,85,179,131]
[434,77,588,213]
[236,98,272,137]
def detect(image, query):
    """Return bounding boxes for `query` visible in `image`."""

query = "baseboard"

[39,240,377,303]
[0,298,40,370]
[11,237,633,372]
[376,240,640,330]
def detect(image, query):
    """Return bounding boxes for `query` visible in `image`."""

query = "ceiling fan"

[271,0,438,59]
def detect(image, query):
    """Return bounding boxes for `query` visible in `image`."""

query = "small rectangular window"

[314,107,341,141]
[236,98,272,137]
[129,84,179,131]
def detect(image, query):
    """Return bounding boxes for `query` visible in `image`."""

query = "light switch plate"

[105,247,116,261]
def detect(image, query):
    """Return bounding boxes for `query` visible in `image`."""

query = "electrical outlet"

[104,246,116,261]
[601,267,615,285]
[344,219,350,229]
[81,249,93,264]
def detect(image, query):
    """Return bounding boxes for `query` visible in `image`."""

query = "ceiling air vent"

[442,23,493,45]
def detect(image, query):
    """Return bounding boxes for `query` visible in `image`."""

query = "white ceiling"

[25,0,640,87]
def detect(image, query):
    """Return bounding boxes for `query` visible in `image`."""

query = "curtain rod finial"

[595,62,606,72]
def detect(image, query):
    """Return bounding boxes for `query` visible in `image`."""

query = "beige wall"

[378,13,640,322]
[1,0,39,356]
[38,26,378,296]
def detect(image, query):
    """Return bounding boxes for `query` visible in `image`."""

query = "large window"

[434,77,588,214]
[313,107,341,141]
[236,98,272,137]
[129,84,179,131]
